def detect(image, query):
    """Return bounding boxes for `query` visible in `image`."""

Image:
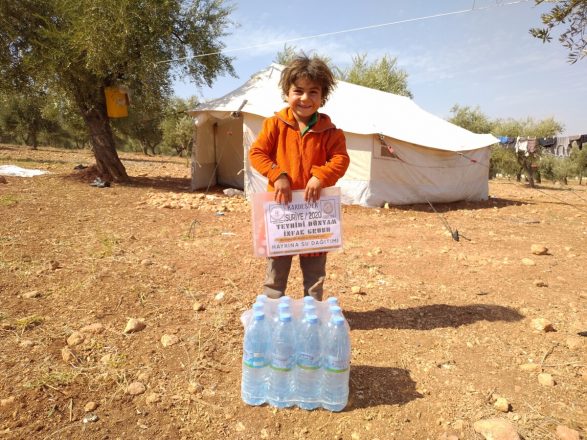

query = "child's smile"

[287,78,322,125]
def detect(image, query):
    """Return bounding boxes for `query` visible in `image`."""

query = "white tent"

[189,64,498,206]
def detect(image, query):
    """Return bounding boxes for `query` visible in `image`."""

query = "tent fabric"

[193,64,497,151]
[189,64,497,206]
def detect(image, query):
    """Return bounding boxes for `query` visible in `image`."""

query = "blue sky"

[173,0,586,136]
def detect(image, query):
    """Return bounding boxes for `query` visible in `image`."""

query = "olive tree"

[0,0,234,181]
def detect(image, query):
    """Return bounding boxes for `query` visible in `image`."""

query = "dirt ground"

[0,145,585,440]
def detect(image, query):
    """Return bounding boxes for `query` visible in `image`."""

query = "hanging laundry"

[554,136,570,157]
[515,136,528,153]
[527,137,537,154]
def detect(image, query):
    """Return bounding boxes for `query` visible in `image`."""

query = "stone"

[84,401,98,412]
[521,258,536,266]
[519,363,541,372]
[0,396,15,407]
[565,336,584,350]
[193,301,205,312]
[145,393,161,404]
[66,331,85,346]
[214,291,225,301]
[473,418,520,440]
[351,285,364,295]
[235,422,245,432]
[538,373,556,386]
[188,382,203,394]
[100,353,112,365]
[160,334,179,347]
[494,397,511,413]
[126,381,146,396]
[22,291,41,299]
[61,347,77,363]
[80,323,104,334]
[140,259,153,266]
[123,318,146,334]
[531,244,548,255]
[556,425,580,440]
[19,339,35,348]
[533,279,548,287]
[531,318,555,332]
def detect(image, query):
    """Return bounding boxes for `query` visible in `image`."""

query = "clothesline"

[497,134,587,157]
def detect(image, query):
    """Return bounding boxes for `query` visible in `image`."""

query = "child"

[249,55,350,301]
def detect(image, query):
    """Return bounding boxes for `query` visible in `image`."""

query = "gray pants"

[263,254,327,301]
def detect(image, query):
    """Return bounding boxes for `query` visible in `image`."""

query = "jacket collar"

[275,107,335,133]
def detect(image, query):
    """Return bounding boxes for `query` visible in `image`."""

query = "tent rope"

[378,134,464,242]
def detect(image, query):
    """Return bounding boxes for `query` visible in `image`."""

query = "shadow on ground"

[345,304,523,331]
[347,365,422,410]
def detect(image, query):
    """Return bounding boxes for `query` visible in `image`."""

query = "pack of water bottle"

[240,295,351,411]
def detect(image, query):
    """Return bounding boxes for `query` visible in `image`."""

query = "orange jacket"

[249,107,350,191]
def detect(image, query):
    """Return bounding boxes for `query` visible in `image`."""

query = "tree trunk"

[82,107,129,182]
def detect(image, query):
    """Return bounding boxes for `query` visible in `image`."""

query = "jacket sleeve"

[248,117,285,184]
[310,128,350,187]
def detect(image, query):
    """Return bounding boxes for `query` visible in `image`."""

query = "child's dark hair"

[279,55,336,106]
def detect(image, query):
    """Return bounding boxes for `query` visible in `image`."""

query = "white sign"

[252,188,343,257]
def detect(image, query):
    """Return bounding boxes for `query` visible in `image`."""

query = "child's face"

[286,78,322,125]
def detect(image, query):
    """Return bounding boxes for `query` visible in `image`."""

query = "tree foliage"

[448,105,493,134]
[530,0,587,63]
[0,0,234,181]
[274,47,413,98]
[448,105,568,186]
[337,53,413,98]
[159,97,198,157]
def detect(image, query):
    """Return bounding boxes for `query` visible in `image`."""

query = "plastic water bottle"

[326,297,339,307]
[272,302,291,330]
[241,311,270,405]
[295,313,322,409]
[321,315,350,412]
[328,305,350,333]
[268,313,295,408]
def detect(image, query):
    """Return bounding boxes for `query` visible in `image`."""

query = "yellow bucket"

[104,86,129,118]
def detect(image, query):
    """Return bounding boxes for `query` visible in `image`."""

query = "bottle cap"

[253,311,265,321]
[327,297,338,305]
[332,315,344,326]
[279,312,292,322]
[252,302,264,312]
[303,296,315,305]
[279,296,292,304]
[330,305,342,314]
[307,314,319,324]
[303,304,317,314]
[277,303,290,313]
[256,294,268,303]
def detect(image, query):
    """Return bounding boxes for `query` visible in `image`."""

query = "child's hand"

[274,173,292,204]
[304,176,322,202]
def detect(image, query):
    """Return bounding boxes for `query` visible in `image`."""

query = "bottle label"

[325,356,349,373]
[297,352,320,370]
[270,354,293,372]
[243,350,268,368]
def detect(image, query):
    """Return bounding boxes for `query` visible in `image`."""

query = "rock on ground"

[123,318,146,334]
[556,425,581,440]
[161,334,180,347]
[473,418,520,440]
[531,244,548,255]
[126,381,146,396]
